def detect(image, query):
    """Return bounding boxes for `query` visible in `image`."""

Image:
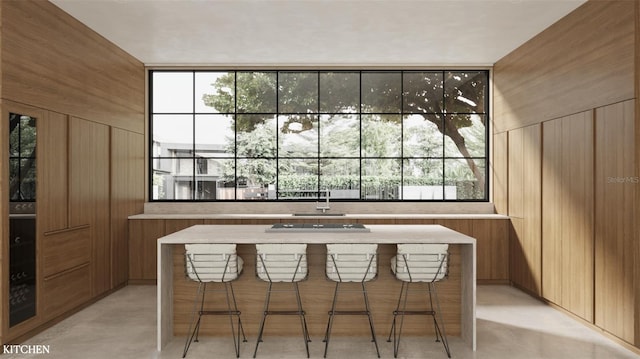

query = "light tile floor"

[4,285,639,359]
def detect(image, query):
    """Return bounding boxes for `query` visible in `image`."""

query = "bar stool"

[387,243,451,358]
[253,243,311,358]
[323,243,380,358]
[183,243,247,358]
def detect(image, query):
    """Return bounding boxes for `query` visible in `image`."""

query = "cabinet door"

[39,112,68,233]
[111,128,144,287]
[69,117,110,296]
[129,219,165,281]
[594,100,635,343]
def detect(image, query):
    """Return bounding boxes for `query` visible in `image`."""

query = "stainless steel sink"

[291,213,346,216]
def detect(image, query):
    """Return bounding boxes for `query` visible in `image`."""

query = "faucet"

[315,189,330,213]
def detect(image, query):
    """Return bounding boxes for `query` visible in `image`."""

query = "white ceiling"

[50,0,586,67]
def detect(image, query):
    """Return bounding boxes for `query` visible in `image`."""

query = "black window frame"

[148,69,490,202]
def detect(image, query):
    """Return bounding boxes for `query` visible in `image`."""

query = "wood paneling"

[129,219,165,281]
[635,1,640,349]
[493,1,635,133]
[39,111,68,233]
[542,112,594,321]
[595,100,635,343]
[492,131,508,215]
[42,264,91,321]
[541,118,563,305]
[172,244,462,338]
[110,129,145,287]
[472,219,509,281]
[0,1,144,133]
[507,129,523,217]
[69,117,111,296]
[42,227,90,278]
[509,124,542,295]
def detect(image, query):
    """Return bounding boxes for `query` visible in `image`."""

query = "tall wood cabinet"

[542,111,594,322]
[594,100,635,343]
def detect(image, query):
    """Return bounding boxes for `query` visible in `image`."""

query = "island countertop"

[158,224,478,245]
[157,224,477,352]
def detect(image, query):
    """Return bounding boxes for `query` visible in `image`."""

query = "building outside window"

[149,70,489,201]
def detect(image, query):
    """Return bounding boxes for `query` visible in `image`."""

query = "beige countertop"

[130,213,509,220]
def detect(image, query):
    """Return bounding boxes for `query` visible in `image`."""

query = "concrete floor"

[3,285,639,359]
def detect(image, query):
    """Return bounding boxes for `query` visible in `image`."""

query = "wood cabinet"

[542,111,594,322]
[69,118,111,297]
[594,100,635,343]
[110,129,144,287]
[508,124,542,295]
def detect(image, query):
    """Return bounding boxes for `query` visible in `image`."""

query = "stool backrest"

[185,243,240,282]
[394,243,448,282]
[326,243,377,282]
[256,243,308,282]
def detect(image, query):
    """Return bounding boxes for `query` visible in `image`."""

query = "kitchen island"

[157,224,476,351]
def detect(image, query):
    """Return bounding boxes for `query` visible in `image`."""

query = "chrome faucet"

[315,189,330,213]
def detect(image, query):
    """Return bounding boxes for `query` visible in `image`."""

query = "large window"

[149,70,489,201]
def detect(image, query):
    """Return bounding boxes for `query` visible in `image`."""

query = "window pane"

[278,159,319,199]
[403,72,443,114]
[403,159,444,200]
[362,159,401,200]
[197,72,234,113]
[278,115,318,157]
[444,71,487,114]
[152,165,194,200]
[403,114,443,157]
[320,159,360,199]
[444,114,486,157]
[361,115,401,157]
[279,72,318,113]
[445,158,485,200]
[237,72,276,113]
[215,158,236,200]
[152,72,193,113]
[320,115,359,157]
[153,115,193,156]
[361,72,401,113]
[237,115,277,158]
[235,159,276,200]
[320,72,359,113]
[194,115,234,157]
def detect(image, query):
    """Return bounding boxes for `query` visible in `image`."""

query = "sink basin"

[292,213,345,216]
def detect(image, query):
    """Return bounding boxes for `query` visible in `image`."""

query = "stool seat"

[253,243,311,358]
[323,243,380,358]
[388,243,450,358]
[183,243,247,358]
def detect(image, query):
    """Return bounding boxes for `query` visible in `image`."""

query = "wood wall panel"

[493,1,635,133]
[542,112,594,321]
[635,0,640,348]
[541,118,564,305]
[492,132,508,215]
[595,100,635,343]
[509,124,542,295]
[69,118,111,296]
[39,111,68,233]
[507,129,523,218]
[560,112,594,322]
[0,1,144,133]
[110,129,145,287]
[172,244,462,338]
